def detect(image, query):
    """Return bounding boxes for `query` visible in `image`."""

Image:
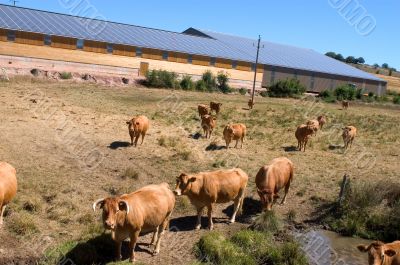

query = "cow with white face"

[93,183,175,263]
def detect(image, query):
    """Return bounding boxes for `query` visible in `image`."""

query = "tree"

[373,63,380,68]
[345,56,357,64]
[335,54,345,62]
[382,63,389,69]
[357,57,365,64]
[325,52,337,58]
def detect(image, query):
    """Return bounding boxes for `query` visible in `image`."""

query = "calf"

[317,115,327,130]
[248,99,254,110]
[174,168,248,230]
[210,102,222,115]
[358,241,400,265]
[198,104,210,118]
[342,125,357,150]
[93,183,175,262]
[342,100,349,110]
[0,162,17,227]
[306,119,320,135]
[295,124,314,152]
[223,123,246,149]
[255,157,294,211]
[126,115,149,146]
[201,115,216,139]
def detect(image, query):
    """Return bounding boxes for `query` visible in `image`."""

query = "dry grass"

[0,78,399,264]
[376,74,400,93]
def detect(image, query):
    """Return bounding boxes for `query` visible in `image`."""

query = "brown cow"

[306,119,320,135]
[0,162,17,227]
[223,123,246,149]
[198,104,210,118]
[342,125,357,150]
[317,115,327,130]
[358,241,400,265]
[174,168,248,230]
[255,157,294,211]
[248,99,254,110]
[201,114,216,139]
[210,102,222,115]
[93,183,175,262]
[342,100,349,110]
[126,115,149,147]
[295,124,314,152]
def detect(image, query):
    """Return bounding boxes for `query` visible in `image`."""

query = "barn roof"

[0,4,384,82]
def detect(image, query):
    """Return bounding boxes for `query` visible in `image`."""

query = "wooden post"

[339,174,349,205]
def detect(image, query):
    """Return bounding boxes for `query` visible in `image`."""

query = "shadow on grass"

[328,144,343,150]
[223,197,263,224]
[189,133,202,140]
[108,141,131,150]
[283,146,298,152]
[60,233,154,265]
[205,143,226,151]
[169,215,230,232]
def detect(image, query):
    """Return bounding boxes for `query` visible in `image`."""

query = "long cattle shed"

[0,4,386,95]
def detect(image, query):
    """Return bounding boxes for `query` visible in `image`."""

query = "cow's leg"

[234,139,239,148]
[195,206,204,230]
[0,203,4,227]
[115,240,122,261]
[207,204,214,230]
[141,133,145,145]
[129,230,140,262]
[350,138,354,148]
[281,182,291,205]
[150,229,158,246]
[154,212,170,255]
[130,134,134,146]
[240,137,244,149]
[303,139,307,152]
[230,191,244,223]
[134,134,140,147]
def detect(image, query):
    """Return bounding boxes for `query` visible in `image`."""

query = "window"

[210,57,216,66]
[107,43,113,54]
[77,39,84,49]
[7,31,15,42]
[44,35,51,46]
[188,54,193,64]
[251,63,256,72]
[310,74,315,90]
[162,51,168,60]
[136,47,142,57]
[232,61,237,69]
[270,68,276,84]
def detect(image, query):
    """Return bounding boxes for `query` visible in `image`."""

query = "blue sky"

[2,0,399,69]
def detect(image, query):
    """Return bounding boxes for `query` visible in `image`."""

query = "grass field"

[0,77,399,264]
[376,74,400,93]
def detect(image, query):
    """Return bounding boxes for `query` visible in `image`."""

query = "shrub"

[268,78,306,98]
[238,88,247,95]
[8,212,39,236]
[202,70,217,92]
[217,71,232,94]
[195,79,208,92]
[250,211,282,234]
[319,90,336,103]
[393,95,400,104]
[333,84,356,100]
[60,72,72,80]
[180,75,194,90]
[260,90,269,97]
[145,69,179,89]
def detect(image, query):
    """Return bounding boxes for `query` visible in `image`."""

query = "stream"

[296,230,372,265]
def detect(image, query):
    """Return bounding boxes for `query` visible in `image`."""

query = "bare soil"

[0,77,399,264]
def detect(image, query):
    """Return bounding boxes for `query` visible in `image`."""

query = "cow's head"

[174,173,196,196]
[126,118,140,131]
[357,241,397,265]
[93,197,130,230]
[257,188,278,211]
[224,125,234,136]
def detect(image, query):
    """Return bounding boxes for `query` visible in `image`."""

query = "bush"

[319,90,336,103]
[202,70,217,92]
[180,75,194,90]
[268,78,306,98]
[60,72,72,80]
[333,84,357,100]
[393,95,400,104]
[195,80,208,92]
[145,69,179,89]
[260,90,269,97]
[217,71,232,94]
[238,88,247,95]
[325,180,400,242]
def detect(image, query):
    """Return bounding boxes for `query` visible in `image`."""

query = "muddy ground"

[0,77,399,264]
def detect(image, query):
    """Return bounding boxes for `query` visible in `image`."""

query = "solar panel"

[0,4,384,83]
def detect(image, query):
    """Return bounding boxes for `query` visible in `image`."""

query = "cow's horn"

[120,200,130,215]
[93,198,105,212]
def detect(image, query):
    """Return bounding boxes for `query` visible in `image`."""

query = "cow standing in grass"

[295,124,314,152]
[126,115,149,147]
[201,114,216,139]
[255,157,294,211]
[342,126,357,150]
[358,241,400,265]
[248,99,254,110]
[306,119,320,136]
[223,124,246,149]
[210,102,222,115]
[174,168,248,230]
[93,183,175,262]
[198,104,210,118]
[342,100,349,110]
[0,162,17,228]
[317,115,327,129]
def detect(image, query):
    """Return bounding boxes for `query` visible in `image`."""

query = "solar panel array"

[0,4,383,82]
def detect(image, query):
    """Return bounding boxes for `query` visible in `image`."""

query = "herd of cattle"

[0,99,398,265]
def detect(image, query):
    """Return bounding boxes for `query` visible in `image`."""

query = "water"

[296,230,372,265]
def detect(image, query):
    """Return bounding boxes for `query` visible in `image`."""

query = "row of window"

[270,68,336,90]
[5,30,258,71]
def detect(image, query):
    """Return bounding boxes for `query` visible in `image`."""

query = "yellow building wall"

[0,29,6,42]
